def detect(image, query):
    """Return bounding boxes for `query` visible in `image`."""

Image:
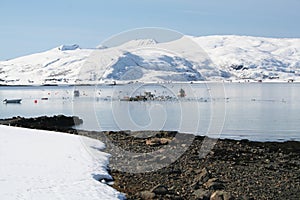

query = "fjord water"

[0,83,299,142]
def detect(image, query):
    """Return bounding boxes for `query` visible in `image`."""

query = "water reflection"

[0,83,300,141]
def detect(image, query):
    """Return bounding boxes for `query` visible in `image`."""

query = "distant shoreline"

[0,81,299,87]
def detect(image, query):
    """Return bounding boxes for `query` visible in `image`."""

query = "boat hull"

[3,99,22,104]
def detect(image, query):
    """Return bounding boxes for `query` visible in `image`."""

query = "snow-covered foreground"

[0,125,124,200]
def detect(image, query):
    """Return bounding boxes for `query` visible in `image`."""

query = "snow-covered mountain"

[195,35,300,81]
[1,35,300,85]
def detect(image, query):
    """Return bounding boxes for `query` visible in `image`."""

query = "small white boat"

[3,99,22,104]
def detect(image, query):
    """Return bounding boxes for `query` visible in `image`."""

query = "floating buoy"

[34,100,38,103]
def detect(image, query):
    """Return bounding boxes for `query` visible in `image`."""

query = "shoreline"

[0,81,300,87]
[0,116,299,199]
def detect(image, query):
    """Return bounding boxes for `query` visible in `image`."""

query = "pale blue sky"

[1,0,300,60]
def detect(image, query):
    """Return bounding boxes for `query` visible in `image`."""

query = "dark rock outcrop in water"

[0,116,299,199]
[0,115,82,133]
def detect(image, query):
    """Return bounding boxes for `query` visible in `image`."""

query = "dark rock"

[231,64,244,70]
[265,164,276,171]
[0,115,82,133]
[194,168,211,185]
[151,185,169,195]
[203,178,225,190]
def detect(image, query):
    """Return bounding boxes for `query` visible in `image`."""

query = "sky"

[0,0,300,60]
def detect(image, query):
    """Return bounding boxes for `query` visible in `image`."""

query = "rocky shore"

[1,116,299,199]
[0,115,82,133]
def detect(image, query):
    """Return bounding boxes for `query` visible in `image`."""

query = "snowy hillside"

[194,36,300,81]
[0,35,300,85]
[0,125,124,200]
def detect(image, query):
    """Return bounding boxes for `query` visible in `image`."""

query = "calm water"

[0,83,299,142]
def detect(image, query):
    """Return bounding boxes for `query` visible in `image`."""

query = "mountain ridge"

[1,35,299,85]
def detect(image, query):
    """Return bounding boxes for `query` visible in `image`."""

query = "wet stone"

[151,185,169,195]
[139,191,155,200]
[210,190,234,200]
[203,178,225,190]
[193,188,211,200]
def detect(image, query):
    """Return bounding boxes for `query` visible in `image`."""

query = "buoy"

[34,100,38,103]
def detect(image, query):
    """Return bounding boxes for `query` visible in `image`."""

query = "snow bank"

[0,125,124,200]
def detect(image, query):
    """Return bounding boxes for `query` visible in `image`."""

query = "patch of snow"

[0,125,124,200]
[118,39,157,49]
